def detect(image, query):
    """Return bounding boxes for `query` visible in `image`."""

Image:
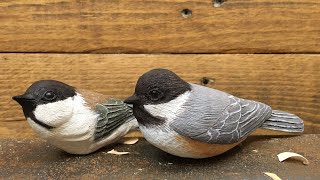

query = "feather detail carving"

[94,99,134,141]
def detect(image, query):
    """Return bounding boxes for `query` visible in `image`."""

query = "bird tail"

[261,110,304,133]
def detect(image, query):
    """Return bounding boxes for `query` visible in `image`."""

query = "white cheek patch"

[144,91,190,122]
[34,97,74,127]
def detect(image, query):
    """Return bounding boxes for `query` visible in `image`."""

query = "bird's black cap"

[12,80,76,129]
[125,68,191,105]
[125,68,190,126]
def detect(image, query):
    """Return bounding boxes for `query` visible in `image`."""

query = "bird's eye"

[42,91,56,101]
[148,88,163,101]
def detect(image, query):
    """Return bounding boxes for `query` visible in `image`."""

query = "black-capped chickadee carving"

[125,68,304,158]
[13,80,138,154]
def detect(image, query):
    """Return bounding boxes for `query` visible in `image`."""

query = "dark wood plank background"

[0,0,319,53]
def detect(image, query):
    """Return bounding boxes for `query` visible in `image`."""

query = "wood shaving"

[264,172,282,180]
[121,138,139,145]
[277,152,309,165]
[107,149,130,155]
[124,130,143,138]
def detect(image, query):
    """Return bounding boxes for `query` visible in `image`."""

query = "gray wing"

[94,98,135,141]
[169,84,272,144]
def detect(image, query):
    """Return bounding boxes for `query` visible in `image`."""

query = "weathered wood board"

[0,0,319,53]
[0,54,319,136]
[1,135,319,179]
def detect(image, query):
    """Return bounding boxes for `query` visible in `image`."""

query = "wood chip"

[264,172,282,180]
[277,152,309,165]
[107,149,130,155]
[121,138,139,145]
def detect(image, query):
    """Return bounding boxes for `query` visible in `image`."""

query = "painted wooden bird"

[125,68,304,158]
[13,80,138,154]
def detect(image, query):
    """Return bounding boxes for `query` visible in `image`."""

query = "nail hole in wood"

[213,0,225,7]
[181,9,192,18]
[201,77,215,86]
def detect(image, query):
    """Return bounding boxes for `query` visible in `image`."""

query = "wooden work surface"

[1,54,319,136]
[0,0,319,53]
[1,135,319,179]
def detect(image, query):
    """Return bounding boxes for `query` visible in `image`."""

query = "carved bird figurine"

[13,80,138,154]
[125,68,304,158]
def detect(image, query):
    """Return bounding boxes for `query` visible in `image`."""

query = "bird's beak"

[12,94,35,106]
[124,94,140,104]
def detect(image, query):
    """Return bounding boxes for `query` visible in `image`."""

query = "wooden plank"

[0,53,319,135]
[0,0,319,53]
[1,135,320,179]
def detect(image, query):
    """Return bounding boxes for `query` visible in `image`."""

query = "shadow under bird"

[125,68,304,159]
[13,80,138,154]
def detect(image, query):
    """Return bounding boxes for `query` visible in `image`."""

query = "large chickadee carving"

[125,68,304,158]
[13,80,138,154]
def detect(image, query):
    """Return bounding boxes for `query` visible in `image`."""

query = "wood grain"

[0,53,319,136]
[0,0,320,53]
[1,135,320,179]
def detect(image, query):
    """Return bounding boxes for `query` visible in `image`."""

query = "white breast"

[139,125,184,156]
[140,124,206,158]
[29,94,99,154]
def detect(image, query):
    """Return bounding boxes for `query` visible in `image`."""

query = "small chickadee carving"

[13,80,138,155]
[125,68,304,158]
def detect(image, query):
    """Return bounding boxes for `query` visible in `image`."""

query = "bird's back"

[170,84,272,144]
